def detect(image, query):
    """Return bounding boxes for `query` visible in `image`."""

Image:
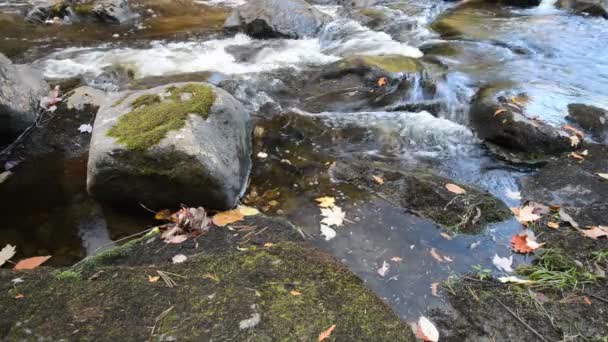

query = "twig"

[495,298,549,342]
[149,305,174,342]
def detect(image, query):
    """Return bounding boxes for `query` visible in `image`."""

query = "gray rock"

[92,0,139,25]
[469,86,573,157]
[557,0,608,19]
[567,103,608,141]
[224,0,331,38]
[87,83,252,210]
[0,53,49,145]
[26,0,139,25]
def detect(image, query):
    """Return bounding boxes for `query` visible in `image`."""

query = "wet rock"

[469,86,573,159]
[521,144,608,225]
[557,0,608,18]
[567,103,608,142]
[26,0,139,25]
[87,82,252,210]
[223,0,330,39]
[0,215,415,341]
[91,0,139,24]
[0,53,49,146]
[308,0,377,6]
[331,159,511,233]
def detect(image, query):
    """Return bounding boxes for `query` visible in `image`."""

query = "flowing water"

[1,0,607,321]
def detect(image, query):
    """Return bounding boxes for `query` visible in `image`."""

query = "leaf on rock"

[316,196,336,208]
[377,77,388,87]
[569,135,580,147]
[318,324,336,341]
[511,203,547,224]
[569,152,586,161]
[372,175,384,184]
[581,226,608,239]
[416,316,439,342]
[445,183,466,194]
[171,254,187,264]
[494,108,508,116]
[492,254,514,273]
[0,244,16,267]
[237,206,260,216]
[377,261,390,277]
[563,125,584,138]
[511,231,544,254]
[320,224,337,241]
[212,206,259,227]
[13,256,51,270]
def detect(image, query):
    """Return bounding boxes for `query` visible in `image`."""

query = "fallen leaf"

[14,293,24,299]
[165,234,188,244]
[148,275,160,283]
[511,204,541,224]
[212,209,245,227]
[569,135,580,147]
[443,255,454,262]
[439,232,453,240]
[445,183,466,194]
[13,256,51,270]
[377,77,388,87]
[596,173,608,180]
[583,296,592,305]
[492,254,514,273]
[494,108,508,116]
[416,316,439,342]
[581,226,608,240]
[316,196,336,208]
[563,124,584,138]
[320,206,345,227]
[202,273,220,282]
[263,242,274,247]
[547,221,560,229]
[318,324,336,341]
[510,95,530,107]
[172,254,187,264]
[511,231,544,254]
[0,170,13,184]
[0,244,16,267]
[569,152,586,161]
[320,224,337,241]
[154,209,173,221]
[372,175,384,184]
[498,276,533,284]
[78,124,93,134]
[290,290,302,296]
[431,282,440,297]
[390,256,403,263]
[256,151,268,159]
[237,206,260,216]
[581,149,589,156]
[430,248,445,263]
[377,261,390,277]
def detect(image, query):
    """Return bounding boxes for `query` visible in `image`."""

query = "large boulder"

[26,0,139,25]
[91,0,139,24]
[0,53,49,145]
[469,86,573,159]
[87,82,252,210]
[223,0,331,38]
[557,0,608,18]
[567,103,608,142]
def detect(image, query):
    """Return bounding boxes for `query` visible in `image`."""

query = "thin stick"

[495,298,549,342]
[149,305,174,342]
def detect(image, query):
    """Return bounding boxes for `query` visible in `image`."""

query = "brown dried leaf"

[581,226,608,239]
[290,290,302,296]
[372,175,384,184]
[318,324,336,341]
[547,221,560,229]
[13,256,51,270]
[445,183,466,195]
[563,125,584,138]
[583,296,592,305]
[511,231,544,254]
[430,248,444,263]
[431,282,440,297]
[14,293,24,299]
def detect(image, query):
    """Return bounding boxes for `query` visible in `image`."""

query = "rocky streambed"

[1,0,608,340]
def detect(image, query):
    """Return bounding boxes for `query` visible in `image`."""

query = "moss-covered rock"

[341,54,423,74]
[87,82,252,210]
[0,215,415,341]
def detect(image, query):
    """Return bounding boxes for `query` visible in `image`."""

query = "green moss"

[341,55,422,73]
[130,94,161,108]
[72,3,94,15]
[52,270,81,281]
[107,84,215,150]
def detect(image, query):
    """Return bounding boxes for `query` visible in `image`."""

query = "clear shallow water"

[2,0,607,320]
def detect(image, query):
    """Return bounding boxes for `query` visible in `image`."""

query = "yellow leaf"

[212,209,246,227]
[547,221,559,229]
[290,290,302,296]
[154,209,173,221]
[315,196,336,208]
[494,108,508,116]
[148,275,160,283]
[318,324,336,341]
[263,242,274,247]
[237,205,260,216]
[372,175,384,184]
[445,183,466,195]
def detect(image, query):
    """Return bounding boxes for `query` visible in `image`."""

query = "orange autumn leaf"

[377,77,388,87]
[445,183,466,195]
[13,256,51,270]
[430,248,445,262]
[562,125,584,138]
[390,256,403,263]
[583,296,592,305]
[318,324,336,341]
[14,293,24,299]
[511,231,544,254]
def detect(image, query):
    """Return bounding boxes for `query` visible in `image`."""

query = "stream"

[1,0,607,321]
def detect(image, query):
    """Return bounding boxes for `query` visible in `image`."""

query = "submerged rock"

[469,86,573,159]
[0,53,49,146]
[567,103,608,142]
[557,0,608,18]
[223,0,330,38]
[87,82,251,210]
[0,215,415,341]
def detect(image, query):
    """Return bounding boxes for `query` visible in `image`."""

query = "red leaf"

[13,256,51,270]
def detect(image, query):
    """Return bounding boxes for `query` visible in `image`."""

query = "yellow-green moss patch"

[107,84,215,150]
[358,55,421,73]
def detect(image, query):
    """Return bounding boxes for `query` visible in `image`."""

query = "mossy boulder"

[469,85,573,161]
[87,82,252,210]
[0,215,415,341]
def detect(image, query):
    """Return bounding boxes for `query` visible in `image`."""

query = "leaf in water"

[315,196,336,208]
[492,254,514,273]
[416,316,439,342]
[445,183,466,194]
[320,206,345,227]
[0,244,16,267]
[377,261,390,277]
[431,282,440,297]
[13,256,51,270]
[172,254,187,264]
[430,248,445,263]
[581,226,608,239]
[597,173,608,180]
[439,232,453,240]
[320,224,336,241]
[318,324,336,341]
